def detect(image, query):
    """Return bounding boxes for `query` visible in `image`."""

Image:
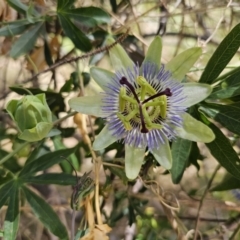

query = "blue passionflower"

[69,36,215,179]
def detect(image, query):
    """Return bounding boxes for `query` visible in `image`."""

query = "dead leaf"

[0,0,17,21]
[27,36,60,72]
[27,47,46,72]
[74,113,91,145]
[1,37,12,54]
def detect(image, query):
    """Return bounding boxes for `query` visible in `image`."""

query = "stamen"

[142,88,172,104]
[120,77,140,103]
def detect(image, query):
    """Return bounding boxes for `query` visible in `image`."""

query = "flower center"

[117,76,172,133]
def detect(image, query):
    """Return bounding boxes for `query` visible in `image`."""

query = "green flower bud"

[6,93,53,142]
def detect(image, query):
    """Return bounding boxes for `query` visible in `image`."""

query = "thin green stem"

[0,141,29,165]
[52,111,78,126]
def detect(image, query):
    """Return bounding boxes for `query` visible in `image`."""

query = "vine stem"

[86,140,102,225]
[193,164,221,240]
[52,111,78,126]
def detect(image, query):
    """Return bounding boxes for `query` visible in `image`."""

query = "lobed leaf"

[57,13,92,52]
[10,22,44,58]
[57,0,75,10]
[63,7,110,27]
[22,186,68,239]
[53,136,80,173]
[21,173,77,185]
[19,147,76,177]
[3,182,19,240]
[0,19,34,37]
[0,181,15,209]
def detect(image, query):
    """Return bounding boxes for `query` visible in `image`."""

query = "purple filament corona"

[119,76,172,133]
[102,62,187,150]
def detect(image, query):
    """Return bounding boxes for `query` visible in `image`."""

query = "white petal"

[125,145,145,180]
[151,135,172,169]
[69,96,107,117]
[93,125,119,150]
[90,67,115,91]
[181,83,212,107]
[142,36,162,68]
[175,113,215,143]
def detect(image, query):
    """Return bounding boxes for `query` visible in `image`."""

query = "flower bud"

[6,93,53,142]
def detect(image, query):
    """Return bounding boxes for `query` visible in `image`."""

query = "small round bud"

[6,93,53,142]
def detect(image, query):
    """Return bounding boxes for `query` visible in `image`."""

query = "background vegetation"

[1,0,240,239]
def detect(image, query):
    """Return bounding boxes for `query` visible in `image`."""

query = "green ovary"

[117,76,167,132]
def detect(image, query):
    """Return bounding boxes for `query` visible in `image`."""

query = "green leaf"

[22,186,68,240]
[57,0,75,10]
[106,166,128,184]
[7,0,29,14]
[10,22,44,58]
[3,183,19,240]
[62,7,110,27]
[0,19,33,36]
[0,169,13,186]
[58,13,91,52]
[21,173,77,185]
[171,138,192,184]
[199,23,240,84]
[188,142,201,170]
[0,149,22,173]
[74,229,89,239]
[60,78,73,93]
[0,181,15,209]
[211,173,240,191]
[19,147,76,177]
[25,140,45,164]
[53,136,79,173]
[165,47,202,81]
[203,119,240,180]
[209,69,240,99]
[199,103,240,135]
[7,0,39,15]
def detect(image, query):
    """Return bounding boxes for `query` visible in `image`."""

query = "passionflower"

[69,36,215,179]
